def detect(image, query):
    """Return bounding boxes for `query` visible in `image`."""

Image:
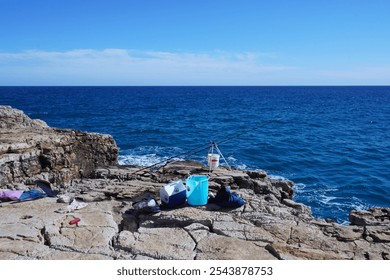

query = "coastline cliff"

[0,105,389,260]
[0,105,118,186]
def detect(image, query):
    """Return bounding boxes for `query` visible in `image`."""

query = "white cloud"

[0,49,293,85]
[1,49,389,85]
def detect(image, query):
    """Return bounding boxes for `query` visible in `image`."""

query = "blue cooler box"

[160,180,186,208]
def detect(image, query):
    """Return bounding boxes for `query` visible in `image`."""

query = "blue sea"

[1,86,389,223]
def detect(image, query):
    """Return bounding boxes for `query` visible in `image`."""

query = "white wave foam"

[118,154,185,166]
[227,156,237,161]
[118,154,160,166]
[235,164,248,170]
[268,174,289,180]
[293,183,306,192]
[319,196,337,204]
[118,146,185,166]
[226,156,248,170]
[350,197,370,211]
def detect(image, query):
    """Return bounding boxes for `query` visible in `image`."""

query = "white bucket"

[207,153,220,169]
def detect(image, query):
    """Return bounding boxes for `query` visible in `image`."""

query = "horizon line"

[1,85,389,87]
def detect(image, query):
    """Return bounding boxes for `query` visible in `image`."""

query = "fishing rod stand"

[209,141,231,172]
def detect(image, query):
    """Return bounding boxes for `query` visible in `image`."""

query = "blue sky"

[0,0,389,85]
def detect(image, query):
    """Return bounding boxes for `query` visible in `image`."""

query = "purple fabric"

[0,190,24,201]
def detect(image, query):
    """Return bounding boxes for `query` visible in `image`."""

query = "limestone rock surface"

[1,106,389,260]
[0,106,119,186]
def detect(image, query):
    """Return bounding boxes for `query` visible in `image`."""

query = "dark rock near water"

[0,106,389,260]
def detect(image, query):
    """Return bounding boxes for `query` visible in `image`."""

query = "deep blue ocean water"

[1,86,389,224]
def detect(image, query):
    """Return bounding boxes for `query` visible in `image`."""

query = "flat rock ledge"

[0,106,389,260]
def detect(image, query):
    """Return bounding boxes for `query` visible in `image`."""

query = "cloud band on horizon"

[0,49,293,86]
[0,49,389,86]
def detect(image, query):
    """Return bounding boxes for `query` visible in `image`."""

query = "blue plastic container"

[186,175,209,206]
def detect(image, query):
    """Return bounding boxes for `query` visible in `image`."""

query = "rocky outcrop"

[0,106,49,129]
[0,105,119,186]
[1,161,389,260]
[0,106,389,260]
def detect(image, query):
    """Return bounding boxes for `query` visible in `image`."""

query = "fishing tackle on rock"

[128,119,280,175]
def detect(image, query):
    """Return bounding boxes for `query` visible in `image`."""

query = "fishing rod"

[127,142,211,176]
[128,118,282,175]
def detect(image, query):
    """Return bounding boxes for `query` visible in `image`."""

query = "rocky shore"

[0,105,389,260]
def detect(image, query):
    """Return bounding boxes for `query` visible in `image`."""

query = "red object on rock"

[69,218,80,225]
